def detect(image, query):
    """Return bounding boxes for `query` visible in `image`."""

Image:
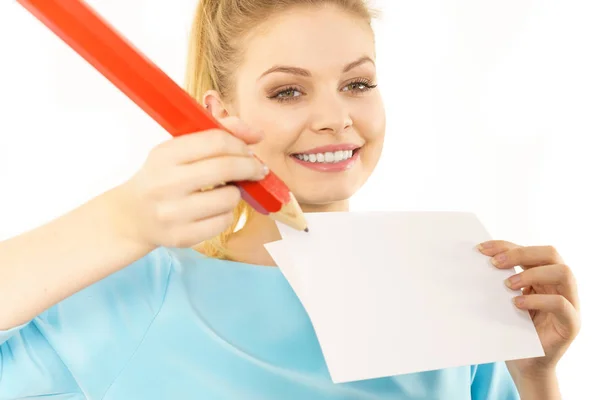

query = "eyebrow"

[258,56,375,80]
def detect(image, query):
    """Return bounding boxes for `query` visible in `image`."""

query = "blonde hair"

[184,0,376,259]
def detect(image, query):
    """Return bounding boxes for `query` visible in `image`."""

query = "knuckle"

[558,263,569,276]
[558,295,571,313]
[546,245,561,260]
[558,263,575,284]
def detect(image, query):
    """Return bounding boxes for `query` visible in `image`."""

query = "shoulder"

[0,247,177,399]
[38,246,227,324]
[42,246,174,324]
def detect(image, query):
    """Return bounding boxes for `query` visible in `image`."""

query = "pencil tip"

[304,228,309,233]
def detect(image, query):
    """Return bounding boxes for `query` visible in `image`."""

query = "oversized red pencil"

[17,0,308,232]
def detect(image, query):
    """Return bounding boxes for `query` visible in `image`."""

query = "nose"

[309,92,353,135]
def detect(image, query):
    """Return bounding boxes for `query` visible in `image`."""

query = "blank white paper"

[267,211,544,383]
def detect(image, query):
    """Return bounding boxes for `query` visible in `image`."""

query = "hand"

[478,241,581,380]
[119,117,267,249]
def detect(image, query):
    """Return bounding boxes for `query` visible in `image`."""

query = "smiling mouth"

[289,146,362,172]
[291,148,361,164]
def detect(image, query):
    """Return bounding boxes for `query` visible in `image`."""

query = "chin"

[294,183,362,208]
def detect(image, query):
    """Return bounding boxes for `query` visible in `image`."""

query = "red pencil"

[17,0,308,232]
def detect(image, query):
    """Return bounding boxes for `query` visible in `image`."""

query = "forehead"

[240,5,375,76]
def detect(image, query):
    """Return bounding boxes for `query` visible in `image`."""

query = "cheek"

[239,103,307,159]
[353,97,386,148]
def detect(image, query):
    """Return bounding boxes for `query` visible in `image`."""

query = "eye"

[342,79,378,93]
[269,87,304,103]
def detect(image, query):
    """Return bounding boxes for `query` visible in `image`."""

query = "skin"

[200,5,385,265]
[0,4,579,398]
[479,241,581,399]
[198,5,581,398]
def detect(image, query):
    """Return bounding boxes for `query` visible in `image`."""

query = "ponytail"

[184,0,253,259]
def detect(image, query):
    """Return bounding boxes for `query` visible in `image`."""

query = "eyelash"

[268,78,378,103]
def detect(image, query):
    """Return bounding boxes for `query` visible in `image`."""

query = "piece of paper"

[264,241,301,297]
[266,211,544,384]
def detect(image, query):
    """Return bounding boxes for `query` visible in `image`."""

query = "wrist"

[108,182,157,253]
[512,368,561,400]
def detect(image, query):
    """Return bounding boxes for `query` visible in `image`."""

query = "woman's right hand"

[119,117,267,249]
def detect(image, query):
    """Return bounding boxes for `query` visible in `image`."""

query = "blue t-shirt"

[0,247,520,399]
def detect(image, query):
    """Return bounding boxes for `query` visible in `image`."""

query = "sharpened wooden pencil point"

[270,193,308,231]
[304,228,309,233]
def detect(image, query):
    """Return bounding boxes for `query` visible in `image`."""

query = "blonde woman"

[0,0,580,399]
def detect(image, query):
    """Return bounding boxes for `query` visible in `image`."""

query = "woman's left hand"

[478,240,581,380]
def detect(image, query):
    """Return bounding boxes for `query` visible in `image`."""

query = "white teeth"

[294,150,356,163]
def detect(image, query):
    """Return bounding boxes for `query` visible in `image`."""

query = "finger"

[217,116,264,144]
[505,264,579,308]
[489,245,564,270]
[158,130,255,165]
[155,185,241,223]
[169,210,235,248]
[178,155,268,194]
[522,286,534,296]
[513,294,581,340]
[477,240,520,257]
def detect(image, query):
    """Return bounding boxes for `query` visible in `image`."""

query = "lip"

[290,144,362,172]
[292,143,362,155]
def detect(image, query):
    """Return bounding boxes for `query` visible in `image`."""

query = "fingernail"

[478,242,493,250]
[248,149,254,156]
[505,274,521,288]
[491,253,507,266]
[513,296,525,307]
[262,165,269,176]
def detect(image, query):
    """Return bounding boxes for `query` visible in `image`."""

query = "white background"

[0,0,598,397]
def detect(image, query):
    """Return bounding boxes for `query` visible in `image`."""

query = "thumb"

[217,116,264,145]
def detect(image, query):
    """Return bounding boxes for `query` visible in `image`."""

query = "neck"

[225,199,349,267]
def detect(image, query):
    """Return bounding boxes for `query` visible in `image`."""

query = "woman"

[0,0,580,399]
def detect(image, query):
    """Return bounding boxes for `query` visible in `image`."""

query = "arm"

[0,118,266,332]
[0,183,155,330]
[0,245,172,399]
[513,370,561,400]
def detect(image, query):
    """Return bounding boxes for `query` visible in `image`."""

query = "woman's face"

[227,5,385,207]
